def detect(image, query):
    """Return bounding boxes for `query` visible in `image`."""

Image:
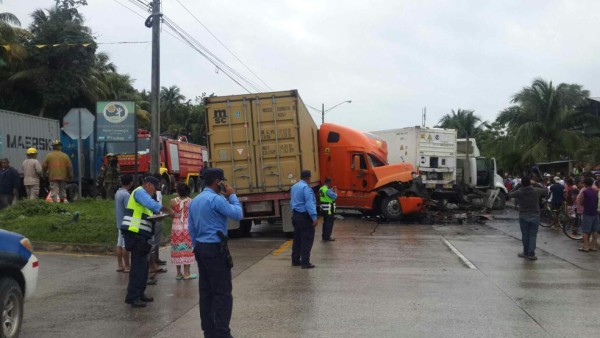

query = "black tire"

[539,206,553,227]
[66,183,79,202]
[0,277,24,338]
[380,194,403,221]
[563,216,583,240]
[241,220,252,237]
[492,192,507,210]
[160,175,171,195]
[189,178,197,194]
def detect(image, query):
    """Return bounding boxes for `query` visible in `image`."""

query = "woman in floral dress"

[170,183,197,280]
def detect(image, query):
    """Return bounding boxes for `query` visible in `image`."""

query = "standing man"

[549,176,565,229]
[576,177,599,252]
[115,174,133,273]
[508,176,548,260]
[291,170,318,269]
[100,153,121,200]
[43,140,73,203]
[22,148,43,200]
[200,161,209,191]
[188,168,243,338]
[121,176,174,308]
[0,158,19,209]
[319,177,338,241]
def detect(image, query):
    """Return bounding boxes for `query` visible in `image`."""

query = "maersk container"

[0,109,60,174]
[371,127,457,187]
[204,90,320,195]
[204,90,320,236]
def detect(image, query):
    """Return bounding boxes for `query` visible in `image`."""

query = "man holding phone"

[188,168,243,338]
[291,170,318,269]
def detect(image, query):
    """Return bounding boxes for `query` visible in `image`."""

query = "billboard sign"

[96,101,136,142]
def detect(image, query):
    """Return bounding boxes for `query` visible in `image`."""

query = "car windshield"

[105,137,151,155]
[368,154,386,167]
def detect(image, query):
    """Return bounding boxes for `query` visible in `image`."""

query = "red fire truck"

[106,130,205,193]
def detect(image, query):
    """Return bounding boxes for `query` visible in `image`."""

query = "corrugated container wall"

[204,90,320,195]
[0,110,60,174]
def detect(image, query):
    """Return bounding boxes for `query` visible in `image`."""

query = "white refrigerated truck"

[372,126,508,209]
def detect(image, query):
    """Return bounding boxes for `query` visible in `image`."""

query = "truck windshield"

[106,137,151,155]
[368,154,385,167]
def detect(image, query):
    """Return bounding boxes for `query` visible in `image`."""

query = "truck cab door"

[351,153,371,191]
[475,157,494,188]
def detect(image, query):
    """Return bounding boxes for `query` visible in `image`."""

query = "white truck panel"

[0,110,61,174]
[372,127,457,186]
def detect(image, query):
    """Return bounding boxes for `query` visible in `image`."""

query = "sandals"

[578,248,590,252]
[176,275,183,280]
[183,274,197,280]
[151,268,168,274]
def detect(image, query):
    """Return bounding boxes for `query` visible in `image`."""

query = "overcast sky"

[5,0,600,132]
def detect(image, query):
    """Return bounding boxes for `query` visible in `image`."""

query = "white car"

[0,229,39,338]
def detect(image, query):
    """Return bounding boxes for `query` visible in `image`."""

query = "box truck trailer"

[204,90,425,237]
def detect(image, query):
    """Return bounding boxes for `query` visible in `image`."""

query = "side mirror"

[352,155,361,171]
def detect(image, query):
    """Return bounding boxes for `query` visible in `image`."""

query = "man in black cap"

[188,168,243,338]
[290,170,318,269]
[120,176,174,308]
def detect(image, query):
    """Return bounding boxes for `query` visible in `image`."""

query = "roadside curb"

[32,241,113,255]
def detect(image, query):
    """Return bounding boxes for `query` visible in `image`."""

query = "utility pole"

[149,0,161,175]
[321,103,325,124]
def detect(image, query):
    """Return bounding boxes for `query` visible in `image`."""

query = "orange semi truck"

[204,90,424,237]
[106,130,205,193]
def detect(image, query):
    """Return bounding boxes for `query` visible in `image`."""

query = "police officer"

[291,170,318,269]
[319,177,338,241]
[188,168,243,338]
[121,176,174,308]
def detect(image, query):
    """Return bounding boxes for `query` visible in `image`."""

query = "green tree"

[497,78,591,163]
[436,109,486,138]
[7,5,97,117]
[160,85,185,130]
[0,0,28,64]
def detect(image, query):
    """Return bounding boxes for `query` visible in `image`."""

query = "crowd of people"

[506,166,600,259]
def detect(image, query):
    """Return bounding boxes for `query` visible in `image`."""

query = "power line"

[161,19,253,93]
[174,0,272,91]
[162,16,266,92]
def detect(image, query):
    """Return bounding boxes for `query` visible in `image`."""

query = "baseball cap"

[553,176,561,183]
[144,176,160,189]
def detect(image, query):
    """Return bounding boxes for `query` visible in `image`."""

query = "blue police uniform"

[188,168,243,338]
[290,175,318,268]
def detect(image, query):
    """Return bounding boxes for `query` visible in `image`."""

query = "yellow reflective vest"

[120,187,154,238]
[319,185,336,215]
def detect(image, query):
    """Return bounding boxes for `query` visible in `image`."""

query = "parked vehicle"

[204,90,425,237]
[372,126,507,209]
[107,130,205,194]
[0,229,39,338]
[0,110,61,175]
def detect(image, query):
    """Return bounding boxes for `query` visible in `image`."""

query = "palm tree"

[436,109,486,138]
[160,85,185,128]
[0,1,28,63]
[497,78,591,163]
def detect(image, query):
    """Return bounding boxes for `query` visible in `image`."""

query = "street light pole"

[322,103,325,125]
[322,100,352,124]
[149,0,161,175]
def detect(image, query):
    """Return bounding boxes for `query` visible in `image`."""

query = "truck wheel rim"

[2,292,21,336]
[387,199,401,216]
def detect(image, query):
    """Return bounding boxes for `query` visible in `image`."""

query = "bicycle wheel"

[563,216,583,240]
[557,209,570,229]
[539,207,553,227]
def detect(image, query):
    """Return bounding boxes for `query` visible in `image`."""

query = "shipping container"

[0,109,60,174]
[372,127,457,187]
[205,90,320,195]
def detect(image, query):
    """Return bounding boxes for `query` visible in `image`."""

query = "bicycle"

[561,205,583,240]
[539,200,566,228]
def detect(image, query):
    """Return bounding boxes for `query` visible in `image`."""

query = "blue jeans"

[519,214,539,257]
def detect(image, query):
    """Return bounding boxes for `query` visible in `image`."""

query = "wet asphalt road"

[21,210,600,337]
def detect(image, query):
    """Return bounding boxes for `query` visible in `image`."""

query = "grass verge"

[0,197,175,247]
